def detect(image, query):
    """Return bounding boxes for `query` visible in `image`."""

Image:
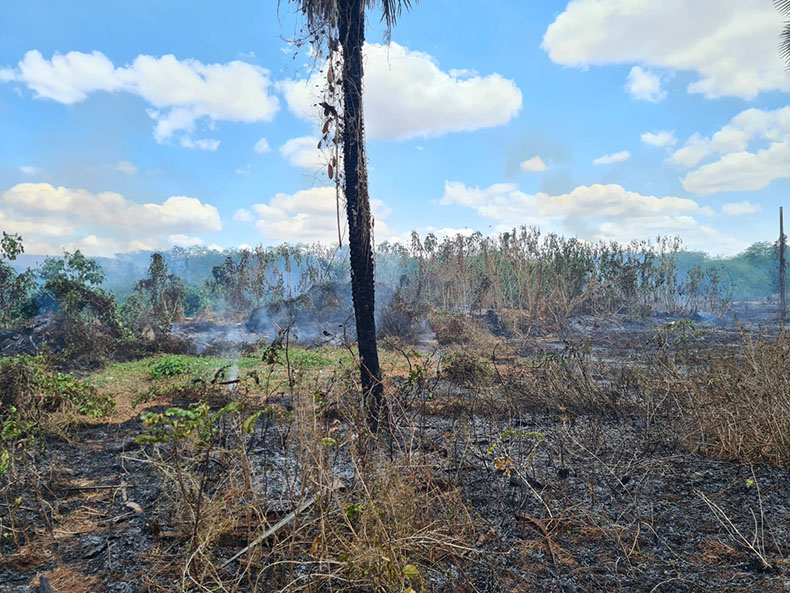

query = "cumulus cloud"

[115,160,137,175]
[520,156,548,172]
[593,150,630,165]
[722,201,762,216]
[542,0,789,100]
[672,107,790,194]
[0,50,279,144]
[245,186,391,244]
[626,66,666,102]
[641,130,677,148]
[0,182,221,256]
[281,42,522,140]
[168,234,204,247]
[254,137,271,154]
[279,136,326,171]
[440,181,744,254]
[180,137,220,151]
[233,208,255,222]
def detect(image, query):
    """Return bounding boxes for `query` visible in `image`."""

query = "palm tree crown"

[777,0,790,67]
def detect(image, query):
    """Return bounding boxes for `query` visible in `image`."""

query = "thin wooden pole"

[780,207,786,325]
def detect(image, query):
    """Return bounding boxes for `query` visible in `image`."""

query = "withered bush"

[501,348,626,417]
[377,293,429,343]
[678,332,790,467]
[441,352,493,388]
[429,310,492,346]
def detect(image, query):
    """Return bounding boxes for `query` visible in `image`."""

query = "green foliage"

[1,232,25,261]
[39,249,105,287]
[0,354,114,472]
[121,253,185,336]
[0,233,35,327]
[280,346,339,369]
[43,370,115,418]
[148,355,192,379]
[135,401,241,445]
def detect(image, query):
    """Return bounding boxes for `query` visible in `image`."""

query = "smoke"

[173,280,436,355]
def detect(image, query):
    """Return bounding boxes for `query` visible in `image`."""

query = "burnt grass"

[2,312,789,592]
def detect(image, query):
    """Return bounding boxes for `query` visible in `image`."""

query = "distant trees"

[122,253,185,335]
[400,229,733,319]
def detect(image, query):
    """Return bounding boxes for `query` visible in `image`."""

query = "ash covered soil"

[1,307,789,593]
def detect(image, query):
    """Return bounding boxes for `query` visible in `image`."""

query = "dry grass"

[676,332,790,467]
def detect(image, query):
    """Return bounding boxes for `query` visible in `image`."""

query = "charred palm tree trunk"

[338,0,385,433]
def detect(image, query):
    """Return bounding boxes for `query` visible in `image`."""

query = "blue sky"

[1,0,789,256]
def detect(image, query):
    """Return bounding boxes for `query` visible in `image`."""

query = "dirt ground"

[2,308,789,593]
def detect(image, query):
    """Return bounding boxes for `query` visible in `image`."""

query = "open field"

[1,309,788,593]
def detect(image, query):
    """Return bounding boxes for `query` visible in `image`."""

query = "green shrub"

[0,354,115,436]
[149,355,192,379]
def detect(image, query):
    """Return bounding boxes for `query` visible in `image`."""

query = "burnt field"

[1,304,789,593]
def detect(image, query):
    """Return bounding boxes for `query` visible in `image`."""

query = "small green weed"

[149,355,192,379]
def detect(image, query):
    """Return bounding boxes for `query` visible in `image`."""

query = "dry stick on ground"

[694,488,774,570]
[220,479,343,569]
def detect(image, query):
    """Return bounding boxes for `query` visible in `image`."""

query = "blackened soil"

[0,418,162,593]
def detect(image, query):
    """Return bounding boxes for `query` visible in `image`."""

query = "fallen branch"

[695,488,773,570]
[221,479,343,569]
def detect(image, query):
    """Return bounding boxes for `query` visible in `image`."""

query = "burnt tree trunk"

[338,0,385,433]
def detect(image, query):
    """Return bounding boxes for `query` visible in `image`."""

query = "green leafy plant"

[148,355,192,379]
[136,401,240,445]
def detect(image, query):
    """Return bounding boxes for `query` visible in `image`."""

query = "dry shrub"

[301,458,477,592]
[429,310,491,346]
[678,332,790,467]
[442,352,493,388]
[137,363,479,593]
[496,309,534,337]
[378,294,430,343]
[501,350,625,416]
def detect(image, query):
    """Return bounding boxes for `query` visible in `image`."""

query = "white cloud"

[722,201,762,216]
[0,182,221,256]
[19,165,41,175]
[169,234,204,247]
[669,134,711,167]
[281,42,522,140]
[439,181,743,255]
[542,1,789,100]
[233,208,255,222]
[641,130,677,148]
[626,66,666,102]
[254,137,271,154]
[520,156,548,172]
[115,160,137,175]
[683,143,790,195]
[279,136,326,171]
[441,182,704,224]
[181,137,220,151]
[673,107,790,194]
[249,186,391,244]
[1,50,279,144]
[235,165,251,175]
[593,150,630,165]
